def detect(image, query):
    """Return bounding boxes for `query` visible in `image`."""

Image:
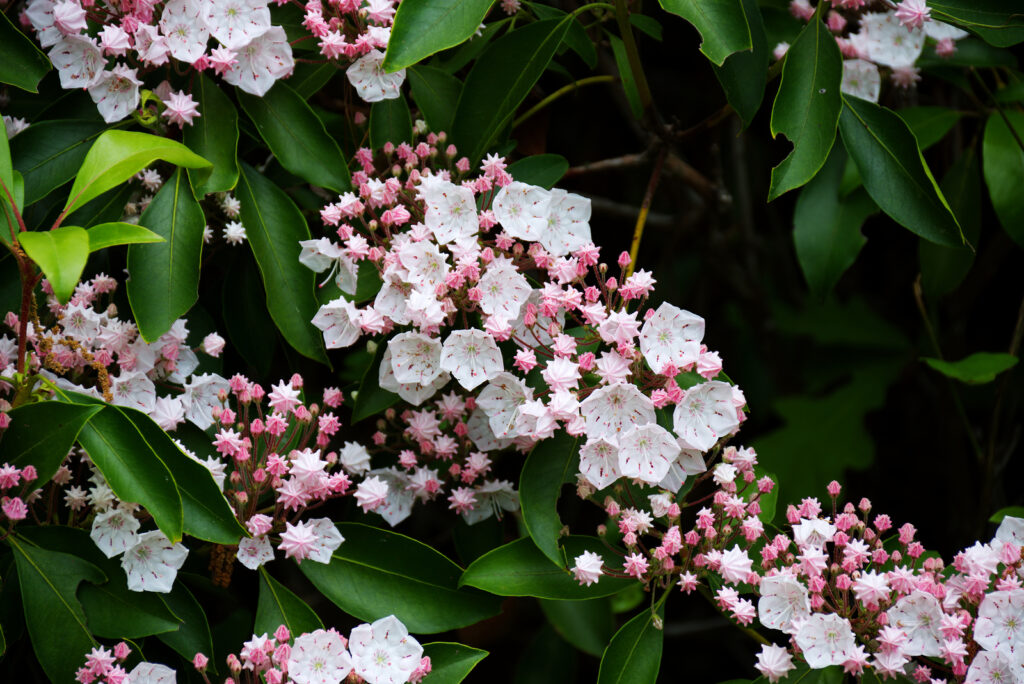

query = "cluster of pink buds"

[0,462,37,526]
[76,642,176,683]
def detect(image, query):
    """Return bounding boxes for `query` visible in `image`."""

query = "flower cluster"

[76,642,177,683]
[778,1,968,102]
[0,462,37,524]
[222,616,430,684]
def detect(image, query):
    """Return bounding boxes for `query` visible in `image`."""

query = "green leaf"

[255,568,323,637]
[922,352,1018,385]
[982,110,1024,247]
[839,95,961,247]
[237,163,330,365]
[299,523,502,633]
[0,12,51,93]
[409,66,463,134]
[520,431,579,567]
[352,340,400,422]
[57,396,184,542]
[515,624,577,683]
[995,80,1024,103]
[222,253,276,376]
[423,642,489,683]
[184,73,239,195]
[990,506,1024,523]
[79,578,182,639]
[126,169,205,342]
[505,154,569,189]
[793,143,877,297]
[9,536,104,682]
[64,184,135,229]
[86,221,163,251]
[291,62,337,99]
[10,119,106,206]
[4,401,102,491]
[711,0,768,129]
[768,17,842,200]
[238,82,351,192]
[156,583,216,672]
[0,171,23,247]
[18,225,89,304]
[657,0,752,66]
[597,605,664,684]
[451,18,573,164]
[383,0,496,71]
[609,34,643,119]
[629,15,663,42]
[460,536,634,599]
[920,149,981,296]
[0,116,13,210]
[370,95,414,149]
[927,0,1024,48]
[540,597,614,657]
[65,130,211,215]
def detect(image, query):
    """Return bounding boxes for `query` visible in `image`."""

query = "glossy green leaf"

[383,0,496,71]
[237,163,330,365]
[126,169,205,342]
[352,340,400,422]
[922,352,1018,385]
[10,119,106,206]
[531,4,596,67]
[370,94,414,149]
[86,221,163,251]
[609,34,643,119]
[184,73,239,195]
[299,523,502,633]
[920,149,981,296]
[79,577,181,639]
[515,625,577,683]
[711,0,768,128]
[793,144,877,297]
[55,394,184,542]
[928,0,1024,47]
[291,62,337,99]
[409,66,463,134]
[9,536,104,683]
[460,536,634,599]
[4,401,102,491]
[18,225,89,304]
[0,12,51,93]
[222,253,276,376]
[768,17,842,200]
[520,432,580,567]
[982,110,1024,247]
[629,15,663,42]
[120,407,245,544]
[839,95,961,247]
[990,506,1024,523]
[540,597,614,657]
[422,642,489,683]
[157,583,216,672]
[451,18,573,164]
[255,568,323,637]
[658,0,751,65]
[239,82,350,192]
[64,184,134,229]
[597,605,665,684]
[505,154,569,189]
[0,171,23,247]
[0,116,13,210]
[65,130,211,215]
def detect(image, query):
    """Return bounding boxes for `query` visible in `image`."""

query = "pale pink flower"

[477,258,531,320]
[279,520,318,562]
[49,35,104,90]
[121,530,188,593]
[349,615,423,684]
[894,0,930,29]
[639,303,704,374]
[89,65,143,123]
[794,614,856,668]
[617,424,679,485]
[313,297,362,349]
[159,0,210,64]
[539,189,591,257]
[127,662,177,683]
[672,381,740,451]
[419,178,478,244]
[346,49,405,103]
[476,373,533,439]
[573,550,604,586]
[237,535,274,570]
[162,90,200,127]
[758,574,811,632]
[90,506,141,558]
[51,0,86,34]
[718,545,753,585]
[288,629,353,684]
[307,518,344,563]
[354,475,389,512]
[203,0,271,50]
[974,589,1024,654]
[492,182,549,241]
[754,644,794,682]
[578,437,620,490]
[579,383,656,440]
[440,329,503,390]
[224,26,295,96]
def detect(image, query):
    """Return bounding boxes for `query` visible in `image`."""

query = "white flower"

[440,329,503,390]
[792,518,837,549]
[307,518,345,563]
[758,573,810,633]
[476,372,534,440]
[461,479,518,525]
[886,590,943,657]
[718,545,753,585]
[122,530,188,593]
[349,615,423,684]
[127,662,177,683]
[338,441,372,475]
[579,437,621,490]
[159,0,210,64]
[369,467,416,526]
[346,49,405,103]
[964,650,1019,684]
[90,506,141,558]
[110,370,157,414]
[182,372,230,429]
[849,12,924,69]
[793,613,856,668]
[617,424,680,485]
[851,569,890,609]
[224,26,295,96]
[572,550,604,586]
[387,332,443,386]
[841,59,881,103]
[579,382,656,441]
[88,65,143,123]
[419,178,478,244]
[223,220,247,244]
[237,534,274,570]
[396,240,450,294]
[288,629,354,684]
[477,257,531,320]
[378,346,450,406]
[754,644,795,683]
[354,475,389,512]
[638,302,704,375]
[672,381,739,451]
[49,35,105,90]
[974,589,1024,654]
[313,297,362,349]
[492,182,550,241]
[995,516,1024,547]
[203,0,271,50]
[538,189,592,257]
